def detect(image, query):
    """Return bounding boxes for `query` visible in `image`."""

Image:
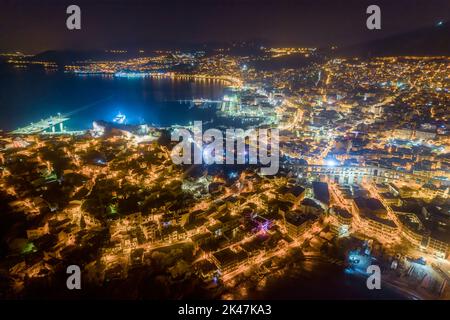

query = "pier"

[11,113,70,135]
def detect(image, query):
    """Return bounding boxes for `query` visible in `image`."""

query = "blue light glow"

[325,159,338,166]
[228,171,238,179]
[113,112,126,124]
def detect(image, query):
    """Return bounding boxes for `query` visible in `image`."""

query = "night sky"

[0,0,449,53]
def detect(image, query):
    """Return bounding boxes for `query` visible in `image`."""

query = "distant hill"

[30,50,144,65]
[335,22,450,57]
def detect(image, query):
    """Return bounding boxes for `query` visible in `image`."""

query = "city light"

[0,1,449,302]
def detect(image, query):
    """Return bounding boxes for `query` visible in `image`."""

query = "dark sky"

[0,0,449,53]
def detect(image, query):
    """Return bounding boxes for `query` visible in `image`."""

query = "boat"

[113,112,126,124]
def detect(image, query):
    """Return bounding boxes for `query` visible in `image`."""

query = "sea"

[0,66,225,132]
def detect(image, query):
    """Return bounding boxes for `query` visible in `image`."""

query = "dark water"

[248,260,411,300]
[0,67,225,131]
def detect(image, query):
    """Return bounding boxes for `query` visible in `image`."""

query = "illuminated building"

[280,185,305,204]
[211,248,248,273]
[329,206,353,237]
[351,197,398,241]
[220,94,240,113]
[284,212,318,238]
